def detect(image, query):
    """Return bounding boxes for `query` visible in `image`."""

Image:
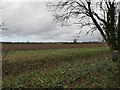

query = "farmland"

[2,43,120,88]
[2,43,107,52]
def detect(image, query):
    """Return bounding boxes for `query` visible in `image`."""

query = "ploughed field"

[2,43,107,52]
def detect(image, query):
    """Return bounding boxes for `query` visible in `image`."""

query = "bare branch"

[49,0,120,51]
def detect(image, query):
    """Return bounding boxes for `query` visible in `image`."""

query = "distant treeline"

[1,41,106,44]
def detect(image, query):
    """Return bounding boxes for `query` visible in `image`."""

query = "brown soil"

[2,43,107,52]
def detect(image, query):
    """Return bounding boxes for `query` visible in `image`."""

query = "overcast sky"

[1,0,106,42]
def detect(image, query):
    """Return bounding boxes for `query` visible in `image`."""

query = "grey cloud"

[2,2,101,42]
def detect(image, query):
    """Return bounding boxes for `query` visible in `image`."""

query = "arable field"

[2,43,107,52]
[2,43,120,88]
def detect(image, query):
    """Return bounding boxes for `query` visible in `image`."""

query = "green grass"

[3,47,120,88]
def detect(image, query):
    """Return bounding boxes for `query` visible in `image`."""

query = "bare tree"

[48,0,120,58]
[73,32,81,43]
[48,0,120,83]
